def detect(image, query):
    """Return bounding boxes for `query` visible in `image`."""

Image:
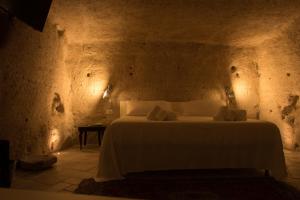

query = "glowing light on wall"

[102,84,112,99]
[89,81,101,96]
[103,89,109,99]
[83,76,110,113]
[281,124,295,149]
[232,79,249,104]
[48,129,60,152]
[89,80,106,97]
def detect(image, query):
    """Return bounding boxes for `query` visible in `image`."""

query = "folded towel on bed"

[147,105,161,120]
[214,106,247,121]
[147,106,167,121]
[147,106,177,121]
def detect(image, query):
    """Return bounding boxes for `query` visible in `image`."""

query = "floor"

[11,145,300,193]
[12,145,99,193]
[283,150,300,190]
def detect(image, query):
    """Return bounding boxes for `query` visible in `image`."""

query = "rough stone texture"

[257,17,300,149]
[50,0,300,47]
[228,49,260,118]
[3,0,300,157]
[66,42,259,124]
[0,16,74,158]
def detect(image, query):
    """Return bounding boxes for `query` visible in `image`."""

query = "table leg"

[84,131,87,146]
[79,131,83,150]
[97,131,101,146]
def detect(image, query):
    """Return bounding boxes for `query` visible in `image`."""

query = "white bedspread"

[97,116,286,180]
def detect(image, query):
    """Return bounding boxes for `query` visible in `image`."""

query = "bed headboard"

[119,99,226,117]
[119,100,171,117]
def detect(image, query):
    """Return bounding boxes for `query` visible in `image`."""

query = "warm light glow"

[103,89,109,99]
[234,81,247,95]
[281,124,295,149]
[89,81,104,97]
[232,80,249,103]
[102,84,112,99]
[84,78,109,113]
[48,129,60,152]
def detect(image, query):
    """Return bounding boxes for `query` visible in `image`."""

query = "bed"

[97,101,287,180]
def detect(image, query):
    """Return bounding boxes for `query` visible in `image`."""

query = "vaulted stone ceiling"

[50,0,300,47]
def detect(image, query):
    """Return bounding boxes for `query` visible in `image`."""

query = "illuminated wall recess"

[48,129,60,152]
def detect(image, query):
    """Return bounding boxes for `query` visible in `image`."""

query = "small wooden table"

[78,124,106,149]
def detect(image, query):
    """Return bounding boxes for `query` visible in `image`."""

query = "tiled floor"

[12,145,99,193]
[11,146,300,193]
[283,150,300,190]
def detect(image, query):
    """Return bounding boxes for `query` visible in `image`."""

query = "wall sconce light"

[102,84,112,99]
[103,84,113,119]
[224,86,237,108]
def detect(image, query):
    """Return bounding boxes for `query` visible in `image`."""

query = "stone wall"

[0,17,74,159]
[51,0,297,149]
[51,0,300,47]
[66,41,259,125]
[1,0,276,157]
[257,17,300,149]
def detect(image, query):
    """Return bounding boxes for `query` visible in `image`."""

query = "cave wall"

[0,16,73,159]
[50,0,262,125]
[0,0,268,156]
[50,0,300,47]
[257,18,300,149]
[66,41,259,125]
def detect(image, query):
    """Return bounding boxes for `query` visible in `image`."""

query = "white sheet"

[97,116,286,180]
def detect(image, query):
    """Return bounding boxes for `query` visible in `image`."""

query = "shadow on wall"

[107,41,233,109]
[52,93,65,114]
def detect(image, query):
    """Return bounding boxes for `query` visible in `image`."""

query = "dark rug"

[75,169,300,200]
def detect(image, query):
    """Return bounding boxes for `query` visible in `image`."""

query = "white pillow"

[126,100,171,116]
[182,100,225,116]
